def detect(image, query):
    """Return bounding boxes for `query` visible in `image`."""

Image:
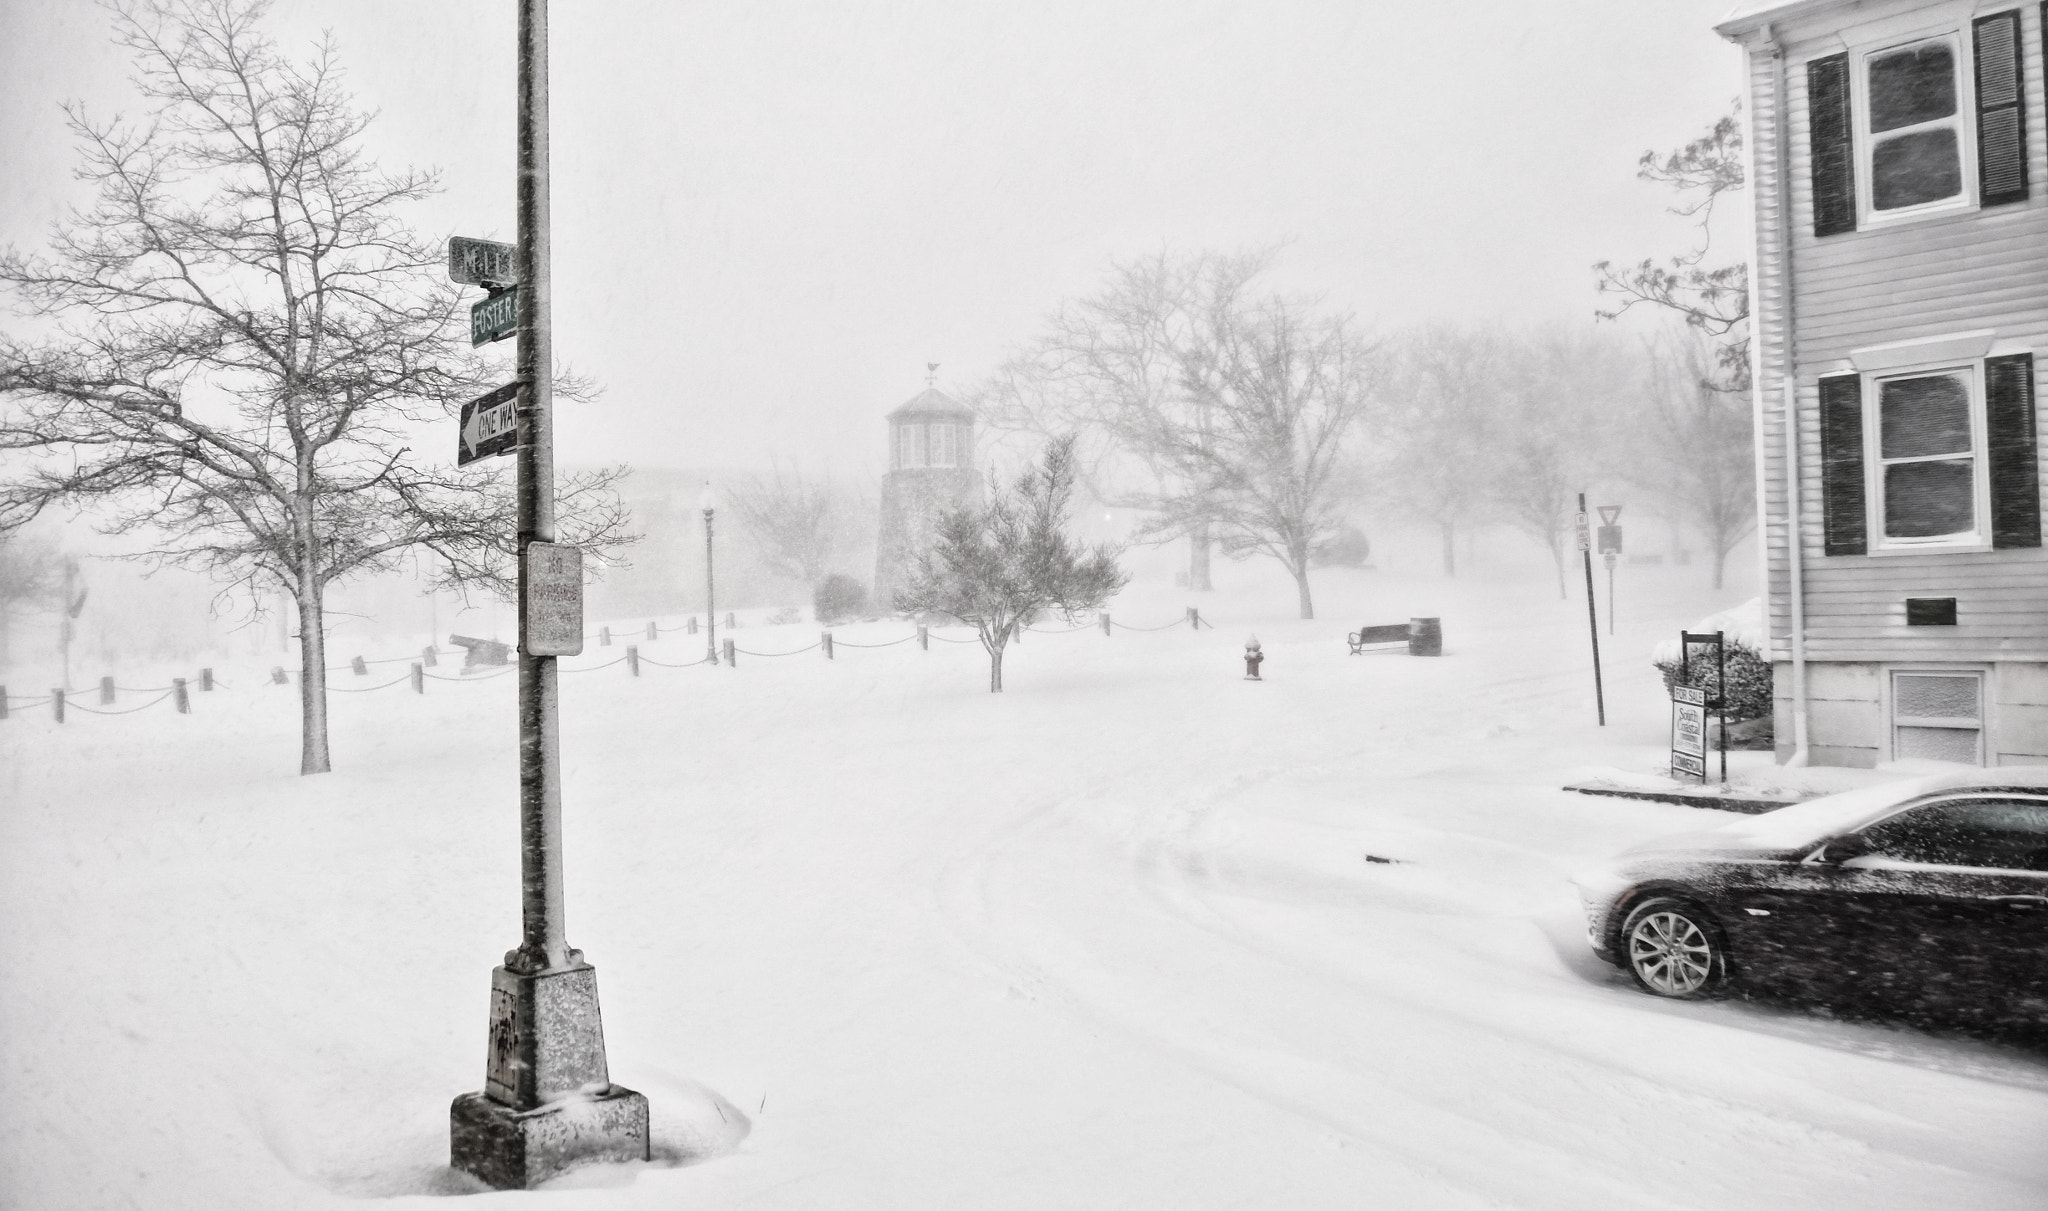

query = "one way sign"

[459,383,519,466]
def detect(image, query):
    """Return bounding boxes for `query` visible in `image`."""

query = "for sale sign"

[1670,684,1707,781]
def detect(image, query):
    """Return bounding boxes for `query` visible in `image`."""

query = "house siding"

[1742,1,2048,671]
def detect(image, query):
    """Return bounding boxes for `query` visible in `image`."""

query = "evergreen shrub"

[813,574,869,625]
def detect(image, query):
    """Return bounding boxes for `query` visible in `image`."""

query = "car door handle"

[1988,896,2048,909]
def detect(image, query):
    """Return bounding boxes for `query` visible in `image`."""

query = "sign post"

[449,0,648,1189]
[1683,630,1730,786]
[1596,505,1622,635]
[1576,493,1605,726]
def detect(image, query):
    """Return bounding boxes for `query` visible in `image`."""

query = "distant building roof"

[887,386,975,420]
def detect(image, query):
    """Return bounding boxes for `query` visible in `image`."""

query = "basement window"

[1891,670,1984,765]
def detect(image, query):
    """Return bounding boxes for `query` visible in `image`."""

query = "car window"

[1860,797,2048,870]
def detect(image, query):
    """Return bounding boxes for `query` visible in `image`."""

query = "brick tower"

[873,373,982,611]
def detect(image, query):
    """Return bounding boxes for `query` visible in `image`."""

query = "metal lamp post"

[701,482,718,665]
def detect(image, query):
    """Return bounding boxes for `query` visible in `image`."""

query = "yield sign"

[459,383,519,466]
[1597,505,1623,526]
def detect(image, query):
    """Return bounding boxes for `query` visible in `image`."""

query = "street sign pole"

[451,0,648,1187]
[1605,555,1616,634]
[1577,492,1605,727]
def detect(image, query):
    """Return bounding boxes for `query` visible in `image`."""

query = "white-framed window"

[896,424,918,469]
[1863,360,1990,551]
[929,423,957,468]
[1889,667,1986,765]
[1852,30,1977,223]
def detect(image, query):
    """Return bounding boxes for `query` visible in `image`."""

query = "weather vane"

[926,361,939,387]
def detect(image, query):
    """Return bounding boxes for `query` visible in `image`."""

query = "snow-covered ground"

[3,563,2044,1209]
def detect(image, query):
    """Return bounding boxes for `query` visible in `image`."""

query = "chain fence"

[2,607,1220,724]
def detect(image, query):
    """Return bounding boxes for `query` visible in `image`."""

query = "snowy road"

[3,568,2044,1209]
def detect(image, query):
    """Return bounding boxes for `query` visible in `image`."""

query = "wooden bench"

[1347,623,1410,654]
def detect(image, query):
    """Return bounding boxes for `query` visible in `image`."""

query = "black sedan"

[1572,768,2048,1029]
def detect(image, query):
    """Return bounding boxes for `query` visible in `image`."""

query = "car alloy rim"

[1628,911,1712,995]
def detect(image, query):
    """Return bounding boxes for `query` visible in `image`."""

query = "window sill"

[1864,540,1993,557]
[1855,198,1978,231]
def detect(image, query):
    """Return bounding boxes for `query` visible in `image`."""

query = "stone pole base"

[450,1085,649,1190]
[450,962,650,1189]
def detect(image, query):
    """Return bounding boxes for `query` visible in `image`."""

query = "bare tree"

[895,436,1126,692]
[1594,103,1749,393]
[0,0,631,773]
[979,250,1378,617]
[727,461,840,586]
[1376,324,1505,576]
[1484,328,1639,598]
[1157,291,1379,619]
[1635,332,1756,589]
[976,250,1274,592]
[0,530,64,667]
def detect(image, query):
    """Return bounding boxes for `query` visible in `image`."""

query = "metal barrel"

[1407,617,1442,657]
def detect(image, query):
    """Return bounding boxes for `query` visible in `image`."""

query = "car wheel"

[1621,897,1726,999]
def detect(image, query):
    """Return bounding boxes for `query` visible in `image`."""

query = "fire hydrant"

[1243,635,1264,681]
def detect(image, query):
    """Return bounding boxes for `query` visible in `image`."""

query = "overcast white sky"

[0,0,1747,475]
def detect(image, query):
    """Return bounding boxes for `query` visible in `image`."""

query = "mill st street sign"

[449,236,519,287]
[458,383,519,465]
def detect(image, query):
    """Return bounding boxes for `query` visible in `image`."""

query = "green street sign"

[471,287,518,347]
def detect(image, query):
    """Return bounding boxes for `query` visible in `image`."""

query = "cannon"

[449,634,513,672]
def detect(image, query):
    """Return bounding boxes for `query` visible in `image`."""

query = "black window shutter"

[1818,374,1867,555]
[1974,10,2030,206]
[1808,54,1857,236]
[1987,352,2041,549]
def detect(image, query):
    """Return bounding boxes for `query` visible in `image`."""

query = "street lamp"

[700,482,717,664]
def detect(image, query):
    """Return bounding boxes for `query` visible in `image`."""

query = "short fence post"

[725,612,736,630]
[422,645,438,668]
[600,626,612,647]
[821,631,834,660]
[646,621,657,640]
[626,645,640,676]
[411,662,425,694]
[918,624,929,650]
[687,616,699,635]
[100,676,115,705]
[271,666,289,685]
[1101,612,1112,635]
[200,668,214,691]
[53,689,65,723]
[722,637,735,666]
[1188,606,1205,630]
[173,678,190,714]
[0,687,9,721]
[351,656,368,676]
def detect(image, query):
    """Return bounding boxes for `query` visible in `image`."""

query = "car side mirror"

[1815,834,1872,865]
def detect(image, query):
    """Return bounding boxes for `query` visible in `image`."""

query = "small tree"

[894,436,1127,692]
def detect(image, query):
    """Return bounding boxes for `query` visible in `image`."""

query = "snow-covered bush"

[1651,598,1772,722]
[812,574,869,626]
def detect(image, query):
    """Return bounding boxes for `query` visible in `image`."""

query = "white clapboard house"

[1717,1,2047,767]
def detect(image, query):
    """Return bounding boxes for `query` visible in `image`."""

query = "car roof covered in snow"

[1632,766,2048,854]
